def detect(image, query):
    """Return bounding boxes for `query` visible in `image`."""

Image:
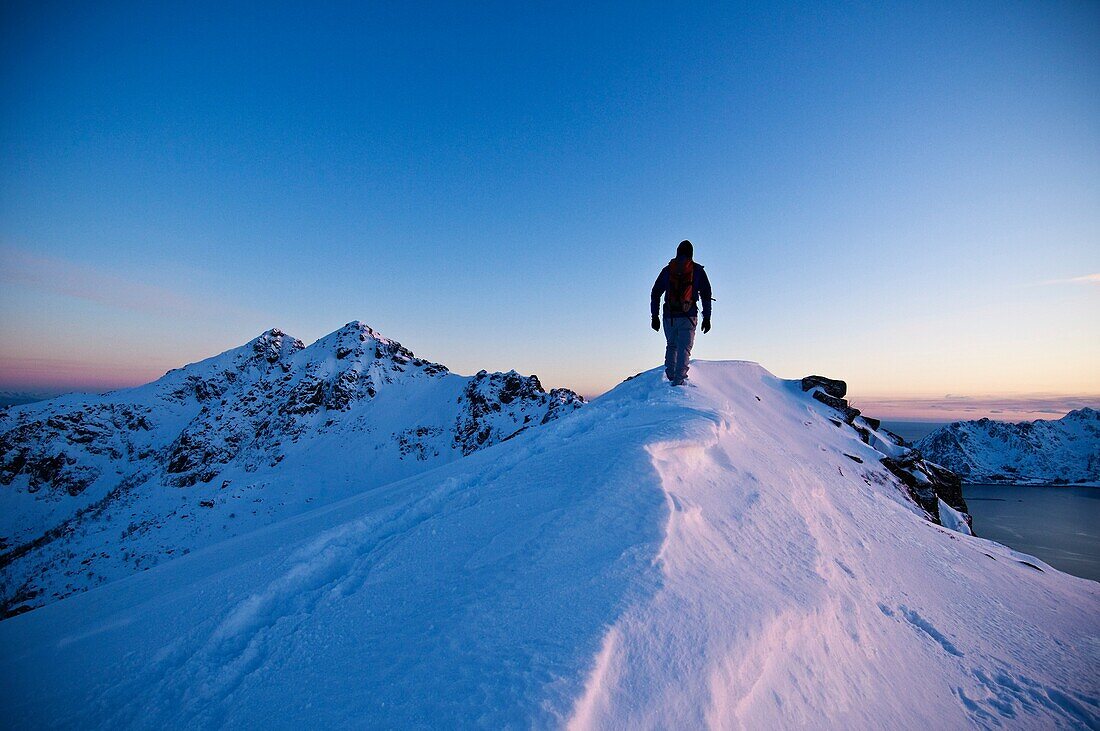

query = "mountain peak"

[249,328,305,364]
[303,321,446,377]
[336,320,387,342]
[1064,406,1098,421]
[917,406,1100,483]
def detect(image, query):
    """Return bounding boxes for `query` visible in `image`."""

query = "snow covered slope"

[917,408,1100,484]
[2,362,1096,729]
[0,322,581,615]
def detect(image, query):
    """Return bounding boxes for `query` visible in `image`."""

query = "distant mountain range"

[917,408,1100,484]
[0,321,581,615]
[0,391,58,408]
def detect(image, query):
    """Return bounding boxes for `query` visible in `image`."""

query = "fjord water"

[881,420,946,443]
[884,420,1100,583]
[965,484,1100,582]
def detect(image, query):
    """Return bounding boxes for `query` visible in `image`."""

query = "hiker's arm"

[651,268,668,319]
[700,268,712,319]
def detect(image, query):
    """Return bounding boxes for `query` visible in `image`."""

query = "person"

[650,240,712,385]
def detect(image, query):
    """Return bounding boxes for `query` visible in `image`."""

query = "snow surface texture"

[0,322,581,615]
[2,362,1096,729]
[917,408,1100,484]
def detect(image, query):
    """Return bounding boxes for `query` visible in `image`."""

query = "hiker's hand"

[701,318,711,334]
[651,316,660,332]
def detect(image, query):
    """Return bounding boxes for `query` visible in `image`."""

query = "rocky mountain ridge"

[0,322,582,615]
[800,375,969,527]
[916,407,1100,484]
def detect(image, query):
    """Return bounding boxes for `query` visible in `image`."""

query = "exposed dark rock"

[881,452,969,528]
[0,585,39,620]
[881,428,909,447]
[252,328,304,364]
[811,391,861,423]
[454,371,583,455]
[799,372,970,531]
[283,379,327,414]
[801,375,846,399]
[396,426,445,461]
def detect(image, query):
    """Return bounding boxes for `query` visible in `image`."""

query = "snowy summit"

[917,408,1100,484]
[0,322,581,615]
[1,358,1096,728]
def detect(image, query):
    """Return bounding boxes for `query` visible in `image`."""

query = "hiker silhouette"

[651,240,712,386]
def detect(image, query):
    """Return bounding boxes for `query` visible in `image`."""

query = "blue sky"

[1,1,1097,410]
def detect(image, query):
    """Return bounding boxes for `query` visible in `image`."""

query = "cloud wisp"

[1034,273,1100,287]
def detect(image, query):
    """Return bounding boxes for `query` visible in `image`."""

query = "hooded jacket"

[651,257,712,319]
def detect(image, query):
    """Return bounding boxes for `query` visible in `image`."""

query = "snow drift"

[1,361,1097,729]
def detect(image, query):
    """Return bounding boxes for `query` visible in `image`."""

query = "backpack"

[666,258,694,314]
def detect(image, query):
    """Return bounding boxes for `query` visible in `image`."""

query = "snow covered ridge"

[1,361,1095,729]
[0,321,582,616]
[800,375,970,530]
[916,407,1100,484]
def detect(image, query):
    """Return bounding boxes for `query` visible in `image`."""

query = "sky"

[1,1,1098,417]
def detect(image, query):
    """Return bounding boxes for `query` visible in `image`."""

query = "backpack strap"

[666,259,695,313]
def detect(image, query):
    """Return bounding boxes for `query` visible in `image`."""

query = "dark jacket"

[651,258,712,319]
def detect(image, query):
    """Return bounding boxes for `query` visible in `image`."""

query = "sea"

[880,421,1099,583]
[963,484,1100,583]
[879,420,946,443]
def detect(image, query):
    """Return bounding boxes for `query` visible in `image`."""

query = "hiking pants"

[663,315,697,382]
